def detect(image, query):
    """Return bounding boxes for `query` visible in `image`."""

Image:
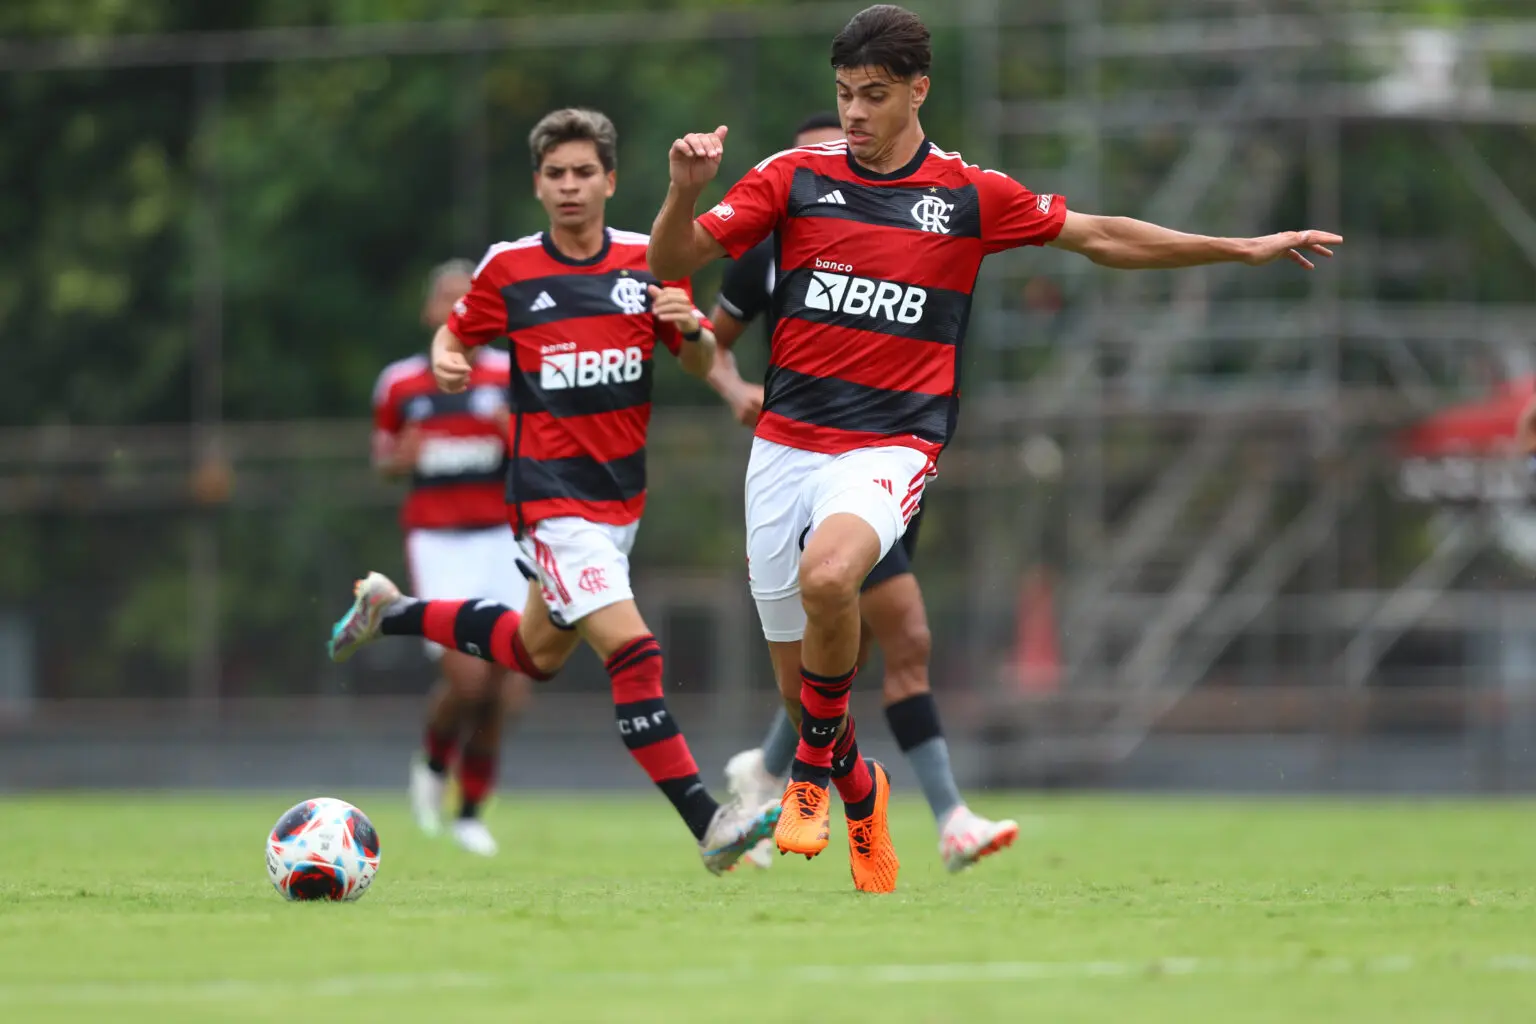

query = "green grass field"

[1,793,1533,1022]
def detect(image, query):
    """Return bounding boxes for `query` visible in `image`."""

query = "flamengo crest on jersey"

[372,350,511,532]
[698,140,1066,460]
[445,229,709,531]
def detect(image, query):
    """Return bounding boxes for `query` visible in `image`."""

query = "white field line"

[1,955,1534,1004]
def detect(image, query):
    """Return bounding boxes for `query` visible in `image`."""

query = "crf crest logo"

[910,195,954,234]
[469,385,504,419]
[610,277,649,315]
[578,567,608,594]
[405,396,433,421]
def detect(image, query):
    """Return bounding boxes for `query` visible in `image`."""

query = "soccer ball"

[265,797,381,902]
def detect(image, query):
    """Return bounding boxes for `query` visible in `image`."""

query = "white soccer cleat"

[724,749,783,870]
[409,756,446,838]
[699,799,782,876]
[327,571,402,662]
[939,806,1020,873]
[451,817,499,857]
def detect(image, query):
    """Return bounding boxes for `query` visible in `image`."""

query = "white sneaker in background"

[409,756,446,838]
[938,806,1020,873]
[451,817,499,857]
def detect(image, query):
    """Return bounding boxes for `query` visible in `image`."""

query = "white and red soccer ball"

[266,797,381,902]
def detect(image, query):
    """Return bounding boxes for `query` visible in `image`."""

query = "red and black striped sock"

[606,635,719,841]
[830,715,877,821]
[457,750,496,819]
[790,666,856,787]
[383,600,552,680]
[423,726,456,776]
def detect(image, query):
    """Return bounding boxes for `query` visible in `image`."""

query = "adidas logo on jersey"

[817,189,848,205]
[804,270,927,325]
[529,291,557,312]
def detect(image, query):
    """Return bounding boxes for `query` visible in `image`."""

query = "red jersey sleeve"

[697,153,795,259]
[370,367,403,464]
[973,168,1067,255]
[653,278,714,356]
[445,246,512,347]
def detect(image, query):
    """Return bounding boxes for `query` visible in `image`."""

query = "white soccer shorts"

[406,526,529,660]
[744,437,934,642]
[514,516,639,629]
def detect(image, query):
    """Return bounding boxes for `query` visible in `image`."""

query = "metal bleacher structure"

[5,1,1536,790]
[959,0,1536,787]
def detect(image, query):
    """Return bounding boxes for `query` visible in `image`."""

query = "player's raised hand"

[432,346,472,393]
[648,284,701,336]
[669,125,728,190]
[1242,230,1343,270]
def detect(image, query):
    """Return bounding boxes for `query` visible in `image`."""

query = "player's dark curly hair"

[830,5,931,80]
[528,108,618,172]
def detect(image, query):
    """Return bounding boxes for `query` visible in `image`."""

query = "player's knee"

[798,557,862,616]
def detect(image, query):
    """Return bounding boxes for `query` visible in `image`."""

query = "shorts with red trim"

[744,437,934,642]
[514,516,638,629]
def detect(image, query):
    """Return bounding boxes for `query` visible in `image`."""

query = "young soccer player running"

[649,4,1341,892]
[709,115,1020,874]
[330,108,779,873]
[372,260,531,856]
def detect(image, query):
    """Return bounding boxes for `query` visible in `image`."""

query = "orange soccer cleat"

[775,779,832,858]
[847,760,899,894]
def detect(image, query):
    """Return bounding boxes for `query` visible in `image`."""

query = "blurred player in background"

[372,261,529,857]
[707,113,1020,874]
[650,3,1339,892]
[333,108,779,874]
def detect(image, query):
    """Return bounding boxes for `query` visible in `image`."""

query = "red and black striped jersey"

[372,349,511,531]
[446,228,708,532]
[698,138,1066,461]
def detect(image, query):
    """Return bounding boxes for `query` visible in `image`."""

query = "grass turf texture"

[0,794,1532,1022]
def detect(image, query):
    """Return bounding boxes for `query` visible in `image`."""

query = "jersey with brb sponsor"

[372,349,512,532]
[698,138,1066,460]
[446,228,708,533]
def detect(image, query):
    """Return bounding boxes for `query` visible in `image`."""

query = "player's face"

[423,271,471,328]
[794,125,846,148]
[835,67,929,163]
[534,140,616,231]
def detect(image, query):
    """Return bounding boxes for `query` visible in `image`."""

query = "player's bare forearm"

[648,184,719,279]
[1052,213,1246,269]
[705,347,746,399]
[678,329,718,380]
[1051,212,1341,271]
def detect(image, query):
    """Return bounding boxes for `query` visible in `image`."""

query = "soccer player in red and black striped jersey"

[649,4,1341,892]
[373,260,529,857]
[329,108,780,874]
[711,115,1022,876]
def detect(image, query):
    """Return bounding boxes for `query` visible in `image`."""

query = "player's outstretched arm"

[430,325,473,393]
[1050,211,1341,271]
[648,126,730,280]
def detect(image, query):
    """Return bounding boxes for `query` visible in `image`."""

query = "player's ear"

[604,170,617,199]
[911,75,930,110]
